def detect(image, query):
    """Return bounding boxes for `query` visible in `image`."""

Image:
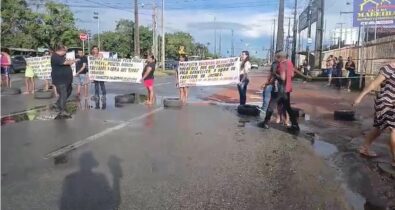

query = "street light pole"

[93,12,100,50]
[161,0,165,71]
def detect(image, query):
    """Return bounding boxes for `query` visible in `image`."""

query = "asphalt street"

[1,71,362,209]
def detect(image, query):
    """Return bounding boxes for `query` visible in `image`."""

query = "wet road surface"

[0,72,389,209]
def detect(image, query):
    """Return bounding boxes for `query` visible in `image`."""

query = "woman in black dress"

[353,63,395,167]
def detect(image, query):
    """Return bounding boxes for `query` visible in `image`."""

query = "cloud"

[188,22,248,31]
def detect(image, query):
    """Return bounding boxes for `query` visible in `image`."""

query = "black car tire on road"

[163,98,182,108]
[334,109,355,121]
[1,87,21,95]
[34,90,53,99]
[237,105,260,117]
[115,94,135,104]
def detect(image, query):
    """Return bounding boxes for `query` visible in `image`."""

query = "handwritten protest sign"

[66,51,76,75]
[88,57,145,82]
[177,57,240,87]
[25,56,51,80]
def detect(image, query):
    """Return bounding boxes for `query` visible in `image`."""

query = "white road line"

[44,107,164,158]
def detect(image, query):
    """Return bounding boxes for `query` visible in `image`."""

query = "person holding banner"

[91,46,106,109]
[177,55,189,104]
[238,51,251,105]
[74,49,89,98]
[141,55,156,105]
[23,64,35,94]
[51,44,76,117]
[44,50,58,97]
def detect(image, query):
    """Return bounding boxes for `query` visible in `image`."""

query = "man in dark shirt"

[51,44,76,117]
[74,49,88,98]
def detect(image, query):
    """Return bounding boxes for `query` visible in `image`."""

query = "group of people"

[237,50,300,132]
[325,55,357,91]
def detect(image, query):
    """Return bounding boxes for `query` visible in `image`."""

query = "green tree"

[164,32,195,59]
[1,0,37,48]
[31,1,79,49]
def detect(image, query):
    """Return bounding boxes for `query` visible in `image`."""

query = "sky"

[51,0,355,58]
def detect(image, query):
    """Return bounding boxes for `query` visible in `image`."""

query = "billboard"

[298,0,322,32]
[353,0,395,27]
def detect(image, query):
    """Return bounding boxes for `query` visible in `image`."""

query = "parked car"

[10,55,27,73]
[251,63,259,69]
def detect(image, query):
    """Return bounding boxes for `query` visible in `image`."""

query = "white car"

[251,64,259,69]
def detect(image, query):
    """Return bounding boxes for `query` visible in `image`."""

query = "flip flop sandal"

[358,147,378,158]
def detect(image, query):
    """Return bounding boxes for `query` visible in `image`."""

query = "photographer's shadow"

[60,152,122,210]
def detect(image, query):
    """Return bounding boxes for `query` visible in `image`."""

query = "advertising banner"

[354,0,395,27]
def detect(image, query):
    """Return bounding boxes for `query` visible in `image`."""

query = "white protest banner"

[178,57,240,87]
[88,57,145,82]
[25,56,51,80]
[66,51,76,76]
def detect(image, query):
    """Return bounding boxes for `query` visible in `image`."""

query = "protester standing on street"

[1,48,12,88]
[326,55,334,86]
[23,63,35,94]
[141,55,156,105]
[74,49,88,98]
[238,51,251,105]
[345,56,356,92]
[51,44,76,118]
[353,63,395,168]
[91,46,106,109]
[259,60,277,118]
[177,54,189,104]
[335,56,344,89]
[259,51,299,131]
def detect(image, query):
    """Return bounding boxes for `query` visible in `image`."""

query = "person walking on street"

[176,54,189,104]
[258,60,278,118]
[1,48,12,88]
[74,49,89,98]
[353,63,395,168]
[238,51,251,105]
[141,55,156,105]
[91,46,106,109]
[345,56,356,92]
[51,44,76,118]
[326,55,334,86]
[335,56,344,89]
[258,51,299,132]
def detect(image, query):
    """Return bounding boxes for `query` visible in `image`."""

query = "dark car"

[10,55,27,73]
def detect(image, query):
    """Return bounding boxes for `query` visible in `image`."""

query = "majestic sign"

[88,57,145,82]
[177,57,240,87]
[353,0,395,27]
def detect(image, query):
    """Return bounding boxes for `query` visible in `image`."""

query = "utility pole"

[219,30,222,57]
[291,0,298,65]
[286,16,292,56]
[93,12,100,50]
[134,0,140,57]
[271,19,276,62]
[161,0,165,71]
[276,0,285,51]
[231,29,234,57]
[152,1,157,59]
[337,23,345,49]
[214,16,217,57]
[314,0,324,69]
[306,0,312,68]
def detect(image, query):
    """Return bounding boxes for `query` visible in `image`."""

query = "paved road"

[2,72,355,209]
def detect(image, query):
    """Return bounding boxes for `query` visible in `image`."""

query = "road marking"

[250,96,262,99]
[1,105,48,117]
[44,107,164,158]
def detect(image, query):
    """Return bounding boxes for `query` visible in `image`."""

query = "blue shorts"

[1,66,11,76]
[73,74,89,86]
[327,68,333,76]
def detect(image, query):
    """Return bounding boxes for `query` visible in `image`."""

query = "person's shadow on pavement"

[59,152,122,210]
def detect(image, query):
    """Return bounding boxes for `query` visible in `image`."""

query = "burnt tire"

[334,109,355,121]
[292,107,304,118]
[34,90,53,99]
[1,87,21,95]
[237,104,260,117]
[115,94,135,104]
[163,98,182,108]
